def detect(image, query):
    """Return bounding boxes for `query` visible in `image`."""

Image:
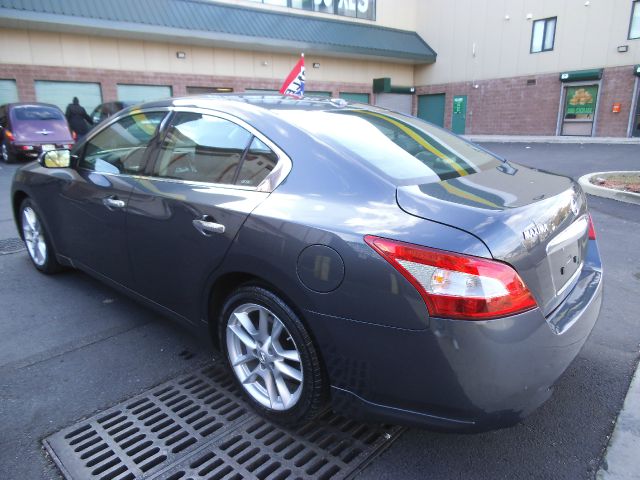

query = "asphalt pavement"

[0,142,639,480]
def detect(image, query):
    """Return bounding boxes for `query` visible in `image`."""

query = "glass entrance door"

[561,85,598,136]
[633,90,640,137]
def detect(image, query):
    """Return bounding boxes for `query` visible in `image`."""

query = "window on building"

[339,92,370,104]
[530,17,557,53]
[117,84,172,104]
[248,0,375,20]
[0,79,18,104]
[630,1,640,39]
[34,81,102,114]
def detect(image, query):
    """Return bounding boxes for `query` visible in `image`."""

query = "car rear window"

[12,106,64,121]
[274,108,501,183]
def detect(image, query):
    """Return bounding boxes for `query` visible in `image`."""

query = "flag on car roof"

[279,54,305,98]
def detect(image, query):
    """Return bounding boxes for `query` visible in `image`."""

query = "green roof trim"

[0,0,437,64]
[559,69,604,82]
[373,77,416,94]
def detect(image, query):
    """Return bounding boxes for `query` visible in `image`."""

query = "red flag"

[279,54,305,98]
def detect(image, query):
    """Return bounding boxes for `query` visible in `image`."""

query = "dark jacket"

[65,103,93,135]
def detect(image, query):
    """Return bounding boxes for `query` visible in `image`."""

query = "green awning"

[373,78,416,95]
[559,69,603,82]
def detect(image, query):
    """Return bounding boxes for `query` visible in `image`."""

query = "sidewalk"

[465,134,640,144]
[597,358,640,480]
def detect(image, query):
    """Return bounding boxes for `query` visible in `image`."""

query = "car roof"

[5,102,63,111]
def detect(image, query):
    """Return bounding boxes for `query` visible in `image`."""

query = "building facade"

[1,0,639,137]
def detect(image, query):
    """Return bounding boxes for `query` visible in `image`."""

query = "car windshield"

[274,107,501,184]
[13,106,64,121]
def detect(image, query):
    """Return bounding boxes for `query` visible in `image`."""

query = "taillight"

[364,235,538,320]
[71,131,77,141]
[5,129,14,141]
[588,214,596,240]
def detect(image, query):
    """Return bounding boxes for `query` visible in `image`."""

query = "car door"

[126,110,280,323]
[56,110,167,287]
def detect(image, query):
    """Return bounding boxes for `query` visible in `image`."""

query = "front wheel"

[20,199,63,273]
[220,285,326,425]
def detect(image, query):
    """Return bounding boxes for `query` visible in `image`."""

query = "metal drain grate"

[0,237,25,255]
[44,365,250,480]
[45,365,403,480]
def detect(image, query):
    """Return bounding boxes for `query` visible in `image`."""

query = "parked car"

[90,101,135,125]
[1,103,74,163]
[11,95,603,431]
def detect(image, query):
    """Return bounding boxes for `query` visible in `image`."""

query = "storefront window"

[0,79,18,104]
[34,81,102,114]
[248,0,375,20]
[117,84,172,103]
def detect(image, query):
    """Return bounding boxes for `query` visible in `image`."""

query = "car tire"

[19,198,63,274]
[1,139,15,163]
[220,285,326,425]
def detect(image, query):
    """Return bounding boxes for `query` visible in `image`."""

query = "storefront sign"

[612,103,622,113]
[453,97,465,114]
[565,86,598,116]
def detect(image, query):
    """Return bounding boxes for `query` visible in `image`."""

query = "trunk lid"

[397,163,589,316]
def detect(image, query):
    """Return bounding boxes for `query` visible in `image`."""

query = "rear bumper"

[308,248,603,432]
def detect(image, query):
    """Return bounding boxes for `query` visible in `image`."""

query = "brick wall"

[415,66,639,137]
[1,64,373,103]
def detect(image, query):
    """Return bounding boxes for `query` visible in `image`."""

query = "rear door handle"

[193,218,226,235]
[103,197,126,209]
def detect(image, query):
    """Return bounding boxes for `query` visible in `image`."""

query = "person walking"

[65,97,93,140]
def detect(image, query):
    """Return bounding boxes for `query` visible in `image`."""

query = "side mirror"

[40,149,71,168]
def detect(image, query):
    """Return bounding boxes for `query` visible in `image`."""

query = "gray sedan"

[10,95,602,431]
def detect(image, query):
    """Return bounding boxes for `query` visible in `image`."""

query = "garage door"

[0,80,18,104]
[374,93,413,115]
[34,81,102,114]
[339,92,370,104]
[117,84,172,103]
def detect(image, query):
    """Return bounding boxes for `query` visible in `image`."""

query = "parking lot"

[1,142,639,480]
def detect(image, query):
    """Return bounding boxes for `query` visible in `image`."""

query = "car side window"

[236,137,278,187]
[81,112,166,174]
[153,113,252,184]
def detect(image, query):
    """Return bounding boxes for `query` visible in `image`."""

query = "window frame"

[630,0,640,40]
[530,16,557,54]
[249,0,376,21]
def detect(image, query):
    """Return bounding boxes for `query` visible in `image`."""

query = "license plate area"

[547,241,582,295]
[41,144,55,151]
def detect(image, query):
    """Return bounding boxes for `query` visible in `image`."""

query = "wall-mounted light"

[617,45,629,53]
[504,14,510,20]
[313,62,321,69]
[176,51,186,59]
[261,60,269,66]
[526,13,533,20]
[584,1,590,6]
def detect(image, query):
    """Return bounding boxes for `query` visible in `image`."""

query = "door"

[451,95,467,134]
[561,85,598,136]
[375,93,413,115]
[417,93,445,127]
[126,111,278,322]
[57,111,167,286]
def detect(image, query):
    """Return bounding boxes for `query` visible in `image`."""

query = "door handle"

[192,218,226,235]
[102,197,125,209]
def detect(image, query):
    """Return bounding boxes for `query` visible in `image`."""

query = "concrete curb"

[578,171,640,205]
[465,135,640,144]
[597,357,640,480]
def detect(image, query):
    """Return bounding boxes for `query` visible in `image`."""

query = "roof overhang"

[0,1,436,65]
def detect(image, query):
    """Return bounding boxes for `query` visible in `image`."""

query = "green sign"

[565,86,598,116]
[453,97,465,114]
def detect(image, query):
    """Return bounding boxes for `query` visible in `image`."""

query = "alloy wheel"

[226,303,303,411]
[22,206,47,266]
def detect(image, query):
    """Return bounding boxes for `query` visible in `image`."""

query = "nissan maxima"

[11,95,602,432]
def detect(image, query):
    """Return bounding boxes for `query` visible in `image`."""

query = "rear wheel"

[220,285,326,425]
[1,140,14,163]
[20,199,63,273]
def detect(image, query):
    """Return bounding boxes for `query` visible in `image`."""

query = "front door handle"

[193,218,226,236]
[103,197,126,209]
